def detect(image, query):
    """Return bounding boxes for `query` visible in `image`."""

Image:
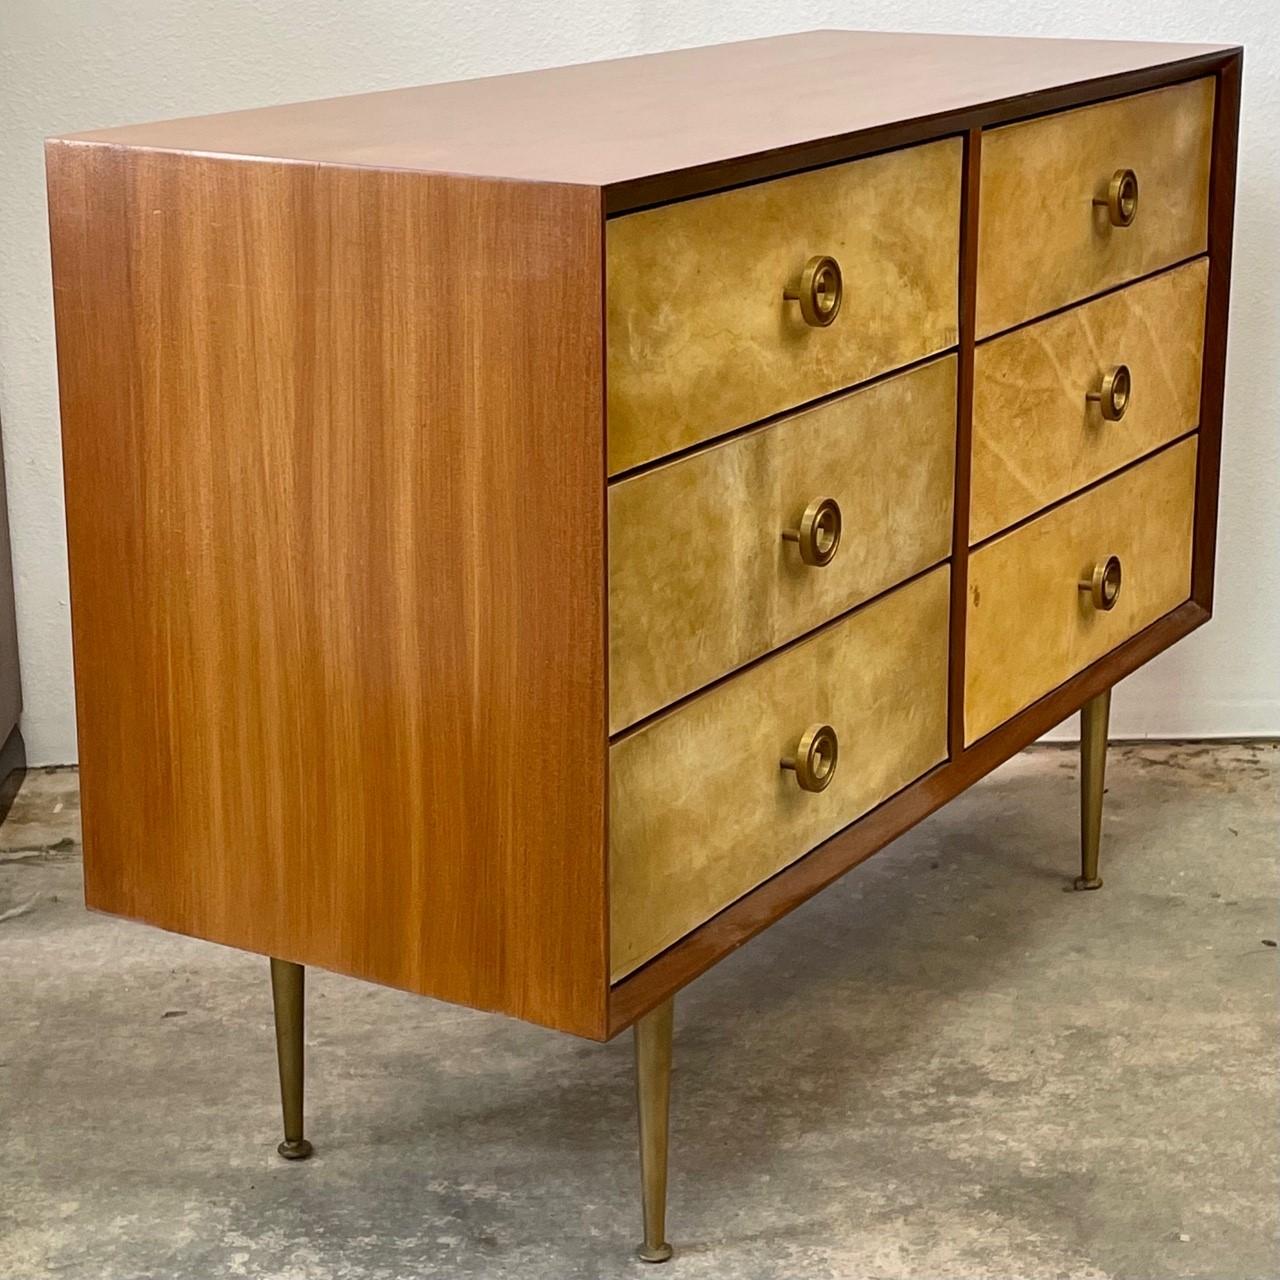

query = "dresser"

[46,30,1242,1263]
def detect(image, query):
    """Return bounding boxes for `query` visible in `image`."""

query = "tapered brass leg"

[1075,687,1111,891]
[633,998,674,1263]
[270,958,314,1160]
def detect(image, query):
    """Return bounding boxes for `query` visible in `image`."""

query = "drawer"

[971,259,1207,543]
[610,567,949,980]
[606,138,962,475]
[609,356,955,733]
[965,437,1197,744]
[977,78,1213,338]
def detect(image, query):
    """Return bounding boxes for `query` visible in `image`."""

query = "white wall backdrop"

[0,2,1275,763]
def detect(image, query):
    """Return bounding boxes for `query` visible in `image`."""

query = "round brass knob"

[1086,364,1132,422]
[782,497,842,567]
[1094,168,1139,227]
[783,255,843,327]
[1079,555,1123,611]
[780,723,839,793]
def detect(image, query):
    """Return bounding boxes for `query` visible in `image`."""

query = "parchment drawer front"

[610,567,949,980]
[971,260,1207,544]
[606,138,962,475]
[965,438,1197,744]
[976,78,1213,338]
[609,357,956,733]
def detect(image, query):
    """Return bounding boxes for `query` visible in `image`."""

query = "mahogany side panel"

[47,143,609,1038]
[1192,51,1243,610]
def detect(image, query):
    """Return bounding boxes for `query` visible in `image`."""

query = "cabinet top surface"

[58,30,1234,191]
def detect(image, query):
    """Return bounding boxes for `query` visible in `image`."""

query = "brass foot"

[636,1243,674,1264]
[633,998,674,1264]
[270,958,313,1160]
[1077,687,1111,891]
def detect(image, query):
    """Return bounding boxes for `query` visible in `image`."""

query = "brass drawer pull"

[780,723,839,793]
[1079,555,1122,611]
[783,255,843,327]
[1094,168,1139,227]
[1086,364,1132,421]
[782,497,842,567]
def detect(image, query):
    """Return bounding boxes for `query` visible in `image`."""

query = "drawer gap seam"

[607,345,958,485]
[967,426,1199,554]
[975,252,1208,347]
[608,555,952,743]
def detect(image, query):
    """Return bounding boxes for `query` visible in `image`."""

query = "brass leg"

[270,958,314,1159]
[633,998,674,1263]
[1075,687,1111,891]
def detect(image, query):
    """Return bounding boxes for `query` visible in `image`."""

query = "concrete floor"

[1,744,1276,1280]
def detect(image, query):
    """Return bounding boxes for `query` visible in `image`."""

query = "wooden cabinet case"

[47,29,1242,1043]
[47,30,1241,1260]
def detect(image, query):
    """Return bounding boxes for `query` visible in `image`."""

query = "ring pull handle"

[1086,364,1132,422]
[780,723,839,793]
[783,255,843,327]
[782,497,842,567]
[1079,555,1123,612]
[1094,168,1139,227]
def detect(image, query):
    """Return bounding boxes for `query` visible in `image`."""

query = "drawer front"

[977,78,1213,338]
[971,259,1207,544]
[606,138,962,475]
[610,567,949,980]
[609,357,955,733]
[965,438,1197,744]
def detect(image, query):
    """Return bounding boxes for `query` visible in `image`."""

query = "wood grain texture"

[965,437,1197,744]
[606,138,961,474]
[971,259,1208,543]
[60,31,1233,210]
[609,567,949,980]
[1192,53,1243,610]
[609,598,1210,1035]
[976,78,1214,337]
[608,357,955,733]
[47,141,609,1038]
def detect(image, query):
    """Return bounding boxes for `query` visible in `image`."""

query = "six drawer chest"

[47,29,1242,1263]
